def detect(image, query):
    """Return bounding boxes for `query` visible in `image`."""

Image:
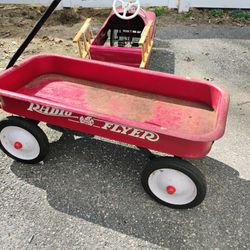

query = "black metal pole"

[6,0,62,69]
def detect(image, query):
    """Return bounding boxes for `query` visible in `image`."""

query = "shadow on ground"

[10,131,250,249]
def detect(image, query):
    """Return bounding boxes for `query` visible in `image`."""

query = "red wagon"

[0,54,229,208]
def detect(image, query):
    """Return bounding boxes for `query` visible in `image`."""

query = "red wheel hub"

[14,141,23,150]
[166,185,176,195]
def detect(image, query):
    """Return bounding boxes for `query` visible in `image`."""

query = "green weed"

[209,9,224,18]
[230,10,250,20]
[154,6,166,17]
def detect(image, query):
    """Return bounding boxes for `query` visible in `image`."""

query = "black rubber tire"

[26,118,40,125]
[141,157,207,209]
[0,116,49,164]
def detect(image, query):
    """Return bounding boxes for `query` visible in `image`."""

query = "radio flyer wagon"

[0,1,229,209]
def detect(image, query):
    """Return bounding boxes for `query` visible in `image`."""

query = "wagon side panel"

[1,96,213,159]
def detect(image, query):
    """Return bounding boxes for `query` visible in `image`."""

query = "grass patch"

[208,9,224,18]
[230,10,250,20]
[183,11,193,18]
[153,6,166,17]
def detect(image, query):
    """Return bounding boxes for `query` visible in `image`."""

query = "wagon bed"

[18,74,216,136]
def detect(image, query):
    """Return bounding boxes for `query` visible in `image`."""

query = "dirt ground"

[0,4,249,70]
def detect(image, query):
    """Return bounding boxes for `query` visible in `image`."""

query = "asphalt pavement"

[0,25,250,249]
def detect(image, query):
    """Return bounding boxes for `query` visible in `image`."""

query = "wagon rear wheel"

[0,116,49,164]
[141,157,206,209]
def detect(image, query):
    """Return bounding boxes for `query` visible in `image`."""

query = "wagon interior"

[0,55,222,139]
[94,14,145,48]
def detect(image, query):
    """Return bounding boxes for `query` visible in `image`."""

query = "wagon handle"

[6,0,62,69]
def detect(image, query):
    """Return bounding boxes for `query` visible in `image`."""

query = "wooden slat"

[73,18,92,43]
[139,21,154,69]
[73,18,93,59]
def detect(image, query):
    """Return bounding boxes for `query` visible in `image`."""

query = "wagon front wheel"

[141,157,207,209]
[0,116,49,164]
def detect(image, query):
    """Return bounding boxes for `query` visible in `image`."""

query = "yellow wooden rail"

[73,18,93,59]
[139,21,154,69]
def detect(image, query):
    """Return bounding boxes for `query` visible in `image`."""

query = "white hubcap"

[0,126,40,160]
[148,168,197,205]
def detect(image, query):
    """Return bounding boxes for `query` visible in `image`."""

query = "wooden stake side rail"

[73,18,94,59]
[139,21,153,69]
